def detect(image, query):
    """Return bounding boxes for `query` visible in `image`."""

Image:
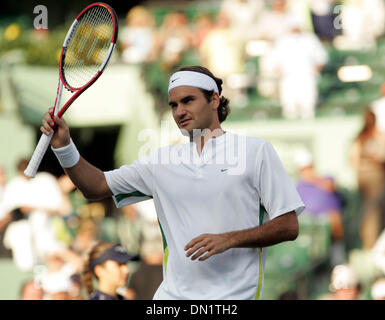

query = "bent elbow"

[289,225,299,241]
[287,217,299,241]
[81,190,106,201]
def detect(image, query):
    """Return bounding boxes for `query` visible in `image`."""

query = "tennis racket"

[24,2,118,178]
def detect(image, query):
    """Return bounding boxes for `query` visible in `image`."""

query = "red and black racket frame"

[53,2,118,118]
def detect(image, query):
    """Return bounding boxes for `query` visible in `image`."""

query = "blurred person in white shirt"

[120,6,158,64]
[334,0,385,50]
[270,19,328,119]
[36,249,82,300]
[220,0,264,41]
[252,0,294,98]
[2,159,76,270]
[325,264,361,300]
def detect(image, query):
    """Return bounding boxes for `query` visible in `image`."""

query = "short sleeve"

[104,153,155,208]
[255,141,305,220]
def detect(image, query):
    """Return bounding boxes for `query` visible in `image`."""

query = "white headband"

[168,71,219,94]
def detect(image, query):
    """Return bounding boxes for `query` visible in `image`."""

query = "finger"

[191,246,211,260]
[185,238,209,257]
[53,115,65,125]
[44,112,56,128]
[198,251,214,261]
[184,234,206,251]
[42,120,54,134]
[40,125,52,136]
[185,241,205,257]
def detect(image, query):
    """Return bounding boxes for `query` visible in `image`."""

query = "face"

[96,260,129,288]
[169,86,219,137]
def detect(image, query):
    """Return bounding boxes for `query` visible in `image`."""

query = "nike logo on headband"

[168,71,219,94]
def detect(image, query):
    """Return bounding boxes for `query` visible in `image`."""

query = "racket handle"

[24,133,53,178]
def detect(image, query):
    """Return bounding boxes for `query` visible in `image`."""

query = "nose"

[121,264,129,277]
[174,104,188,119]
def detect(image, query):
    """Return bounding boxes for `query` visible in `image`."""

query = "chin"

[179,127,192,137]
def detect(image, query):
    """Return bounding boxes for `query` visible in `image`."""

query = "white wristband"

[51,139,80,168]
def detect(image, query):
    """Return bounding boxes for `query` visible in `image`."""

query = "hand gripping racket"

[24,2,118,178]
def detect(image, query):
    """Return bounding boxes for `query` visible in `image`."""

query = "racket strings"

[63,5,113,89]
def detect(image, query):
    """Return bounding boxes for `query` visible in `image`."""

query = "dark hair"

[82,241,114,296]
[177,66,230,123]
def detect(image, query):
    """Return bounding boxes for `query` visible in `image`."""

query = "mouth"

[179,119,192,127]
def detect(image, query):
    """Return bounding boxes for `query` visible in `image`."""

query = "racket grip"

[24,132,53,178]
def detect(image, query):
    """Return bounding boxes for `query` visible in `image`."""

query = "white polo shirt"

[104,132,305,300]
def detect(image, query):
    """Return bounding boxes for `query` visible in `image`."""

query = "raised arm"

[41,110,112,201]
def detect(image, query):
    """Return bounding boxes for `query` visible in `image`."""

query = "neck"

[190,125,225,154]
[190,123,225,151]
[98,280,118,297]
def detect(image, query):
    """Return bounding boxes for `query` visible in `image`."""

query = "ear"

[94,265,104,278]
[211,93,220,111]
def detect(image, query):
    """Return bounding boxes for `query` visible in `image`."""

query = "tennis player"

[41,65,305,300]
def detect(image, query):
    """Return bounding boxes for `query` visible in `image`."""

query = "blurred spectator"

[371,83,385,134]
[2,159,76,270]
[219,0,264,41]
[157,11,193,71]
[254,0,292,41]
[334,0,385,50]
[56,174,76,217]
[295,150,344,239]
[20,280,44,300]
[199,11,245,99]
[71,219,98,256]
[279,290,298,300]
[37,249,82,300]
[0,166,11,257]
[68,274,84,300]
[120,6,158,64]
[370,277,385,300]
[117,204,145,257]
[191,13,215,49]
[3,211,36,271]
[295,149,345,264]
[0,159,33,225]
[0,166,6,219]
[125,221,163,300]
[1,159,40,270]
[270,18,328,119]
[39,255,73,300]
[252,0,293,98]
[82,242,137,300]
[322,264,360,300]
[310,0,339,42]
[372,229,385,275]
[349,109,385,249]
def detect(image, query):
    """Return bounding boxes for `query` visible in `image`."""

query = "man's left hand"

[184,233,232,261]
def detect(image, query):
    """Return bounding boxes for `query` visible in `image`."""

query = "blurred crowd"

[1,0,385,300]
[0,160,164,300]
[291,100,385,299]
[118,0,385,117]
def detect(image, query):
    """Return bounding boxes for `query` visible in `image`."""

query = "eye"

[182,97,194,104]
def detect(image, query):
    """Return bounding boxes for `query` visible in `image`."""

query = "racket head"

[59,2,118,95]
